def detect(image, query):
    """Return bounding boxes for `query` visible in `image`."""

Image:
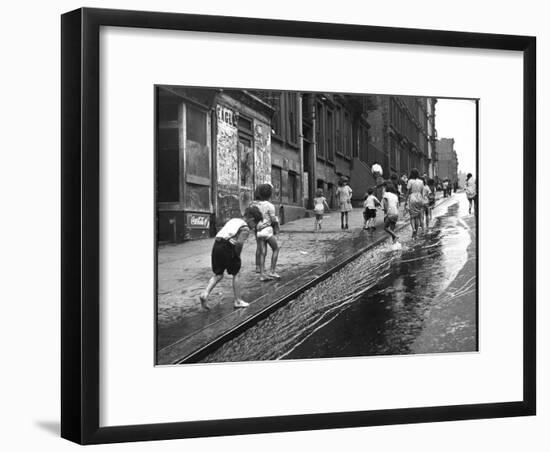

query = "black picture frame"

[61,7,536,445]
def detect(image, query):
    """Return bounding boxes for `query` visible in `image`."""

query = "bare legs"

[255,237,262,272]
[384,224,398,242]
[199,273,223,309]
[259,236,281,280]
[266,236,280,278]
[258,239,271,281]
[410,215,421,238]
[232,273,249,307]
[341,212,349,229]
[200,272,249,309]
[314,216,322,231]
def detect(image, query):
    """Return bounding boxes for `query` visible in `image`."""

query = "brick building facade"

[436,137,459,183]
[156,87,440,242]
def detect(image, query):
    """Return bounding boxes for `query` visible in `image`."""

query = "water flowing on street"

[200,193,477,363]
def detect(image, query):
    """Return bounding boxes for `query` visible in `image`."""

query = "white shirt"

[255,200,277,229]
[383,192,399,216]
[216,218,250,245]
[364,195,379,209]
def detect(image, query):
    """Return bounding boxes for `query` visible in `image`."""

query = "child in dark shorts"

[199,205,263,310]
[363,188,380,231]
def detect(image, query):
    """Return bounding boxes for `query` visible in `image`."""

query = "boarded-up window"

[239,137,254,189]
[271,166,282,201]
[288,171,298,204]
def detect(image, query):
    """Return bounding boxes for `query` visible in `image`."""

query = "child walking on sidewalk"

[313,188,330,231]
[382,183,400,243]
[363,188,380,231]
[199,205,263,310]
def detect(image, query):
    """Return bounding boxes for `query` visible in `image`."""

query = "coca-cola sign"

[187,214,210,229]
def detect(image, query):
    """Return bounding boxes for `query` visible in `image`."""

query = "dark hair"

[253,186,261,201]
[244,205,263,224]
[385,183,396,194]
[257,183,273,200]
[390,173,399,183]
[367,187,374,196]
[409,168,419,180]
[466,173,472,179]
[427,178,435,187]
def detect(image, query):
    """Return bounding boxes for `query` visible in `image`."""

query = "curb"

[172,196,452,364]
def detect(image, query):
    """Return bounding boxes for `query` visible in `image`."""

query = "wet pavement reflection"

[200,194,477,363]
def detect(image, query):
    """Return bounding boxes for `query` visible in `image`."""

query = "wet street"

[200,193,477,363]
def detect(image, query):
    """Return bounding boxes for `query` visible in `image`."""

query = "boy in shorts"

[199,205,263,309]
[313,188,330,231]
[382,183,400,243]
[363,187,380,231]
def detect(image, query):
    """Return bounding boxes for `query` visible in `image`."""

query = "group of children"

[199,169,441,310]
[199,183,281,310]
[363,184,400,243]
[363,168,439,242]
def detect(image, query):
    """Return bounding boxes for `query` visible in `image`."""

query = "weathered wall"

[254,120,272,185]
[216,105,240,228]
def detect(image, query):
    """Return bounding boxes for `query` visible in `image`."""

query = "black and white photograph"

[155,87,478,365]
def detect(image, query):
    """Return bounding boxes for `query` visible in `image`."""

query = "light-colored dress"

[336,185,353,212]
[407,178,426,218]
[465,179,477,199]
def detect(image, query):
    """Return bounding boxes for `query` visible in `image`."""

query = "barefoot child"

[383,183,400,243]
[465,173,477,214]
[313,188,330,231]
[255,184,282,281]
[199,205,263,310]
[363,188,380,231]
[425,178,436,226]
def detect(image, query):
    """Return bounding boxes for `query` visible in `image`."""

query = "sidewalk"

[157,193,448,364]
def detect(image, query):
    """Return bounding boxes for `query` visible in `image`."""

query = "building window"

[271,166,282,201]
[184,104,211,212]
[238,115,253,134]
[253,91,282,137]
[157,125,180,203]
[335,106,343,155]
[326,109,334,162]
[344,112,351,157]
[288,171,298,204]
[316,102,324,159]
[287,92,298,145]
